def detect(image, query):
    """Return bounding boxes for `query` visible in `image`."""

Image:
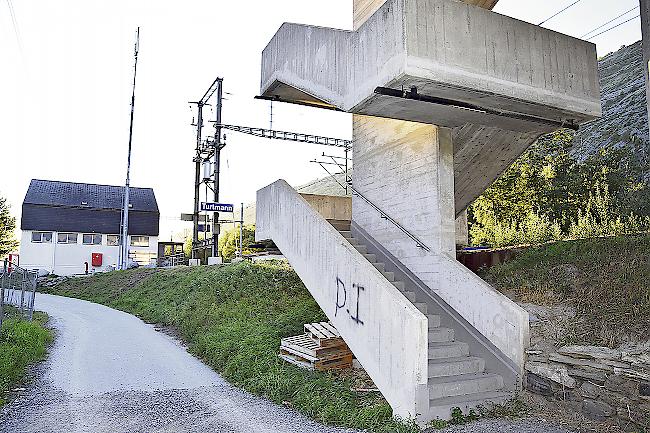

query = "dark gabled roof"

[23,179,158,212]
[21,180,159,236]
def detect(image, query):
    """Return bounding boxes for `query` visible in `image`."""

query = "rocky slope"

[574,41,649,169]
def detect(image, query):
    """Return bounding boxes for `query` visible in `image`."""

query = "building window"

[57,233,78,244]
[106,235,120,246]
[82,234,102,245]
[31,232,52,243]
[130,236,149,247]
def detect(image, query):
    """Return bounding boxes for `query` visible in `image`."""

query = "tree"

[0,195,18,258]
[468,130,650,247]
[218,225,262,260]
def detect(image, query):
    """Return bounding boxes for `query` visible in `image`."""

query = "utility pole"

[191,102,203,259]
[190,77,224,261]
[120,27,140,270]
[239,203,244,258]
[213,79,223,258]
[641,0,650,132]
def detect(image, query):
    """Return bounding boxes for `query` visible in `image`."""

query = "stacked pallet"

[279,322,353,371]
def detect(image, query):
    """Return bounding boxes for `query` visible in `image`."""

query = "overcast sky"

[0,0,643,241]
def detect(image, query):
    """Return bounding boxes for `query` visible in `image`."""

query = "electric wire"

[539,0,583,26]
[5,0,22,51]
[581,5,640,38]
[586,14,640,40]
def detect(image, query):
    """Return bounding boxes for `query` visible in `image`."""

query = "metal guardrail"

[158,252,188,267]
[0,259,38,326]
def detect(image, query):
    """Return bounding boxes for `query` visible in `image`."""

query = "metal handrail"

[316,165,431,252]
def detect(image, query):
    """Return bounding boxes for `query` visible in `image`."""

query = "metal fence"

[157,252,188,267]
[0,259,38,326]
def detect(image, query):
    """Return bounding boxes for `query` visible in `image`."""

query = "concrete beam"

[262,0,601,132]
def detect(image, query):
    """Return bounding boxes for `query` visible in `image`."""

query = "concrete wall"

[401,0,600,117]
[299,194,352,221]
[262,0,600,124]
[455,210,469,247]
[19,231,157,276]
[256,180,429,419]
[352,115,529,371]
[352,115,456,257]
[354,0,499,30]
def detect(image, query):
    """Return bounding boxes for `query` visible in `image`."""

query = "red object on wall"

[7,253,18,272]
[91,253,103,267]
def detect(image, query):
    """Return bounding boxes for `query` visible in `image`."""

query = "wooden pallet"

[304,322,345,348]
[279,322,352,371]
[279,350,353,371]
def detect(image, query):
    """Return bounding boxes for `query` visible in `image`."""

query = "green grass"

[0,310,52,406]
[484,233,650,347]
[41,261,421,432]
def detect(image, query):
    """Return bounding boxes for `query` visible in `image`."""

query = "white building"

[19,180,159,276]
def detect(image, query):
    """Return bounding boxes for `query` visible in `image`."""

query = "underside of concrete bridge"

[256,0,601,424]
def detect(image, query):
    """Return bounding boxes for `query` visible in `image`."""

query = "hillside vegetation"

[469,41,650,249]
[485,233,650,347]
[42,262,419,432]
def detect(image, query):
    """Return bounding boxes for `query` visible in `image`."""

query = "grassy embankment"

[484,233,650,347]
[0,309,52,406]
[42,262,422,432]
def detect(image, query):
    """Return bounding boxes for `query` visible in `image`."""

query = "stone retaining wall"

[524,344,650,430]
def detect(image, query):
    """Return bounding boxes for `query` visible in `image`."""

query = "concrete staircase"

[329,219,511,417]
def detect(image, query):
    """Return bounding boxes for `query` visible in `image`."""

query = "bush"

[468,130,650,248]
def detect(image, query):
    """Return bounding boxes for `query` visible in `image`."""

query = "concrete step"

[349,240,366,249]
[428,373,504,400]
[415,302,428,314]
[428,341,469,359]
[353,244,368,254]
[403,290,415,302]
[427,314,441,329]
[428,356,485,378]
[362,253,376,262]
[428,327,455,343]
[393,281,406,291]
[372,262,385,272]
[339,230,353,239]
[381,271,395,282]
[428,391,512,420]
[329,219,351,231]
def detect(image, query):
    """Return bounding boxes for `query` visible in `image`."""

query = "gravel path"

[1,293,576,433]
[0,293,354,433]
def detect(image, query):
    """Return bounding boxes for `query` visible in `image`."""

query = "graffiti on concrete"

[334,277,364,325]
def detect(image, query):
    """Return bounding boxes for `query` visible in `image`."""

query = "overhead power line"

[5,0,22,51]
[586,14,640,41]
[539,0,583,26]
[581,5,640,39]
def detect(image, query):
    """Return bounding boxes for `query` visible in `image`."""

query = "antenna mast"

[120,27,140,270]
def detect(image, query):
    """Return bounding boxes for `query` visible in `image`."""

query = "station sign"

[200,202,234,213]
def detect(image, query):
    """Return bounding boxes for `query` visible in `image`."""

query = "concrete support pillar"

[641,0,650,130]
[455,210,469,248]
[351,115,456,258]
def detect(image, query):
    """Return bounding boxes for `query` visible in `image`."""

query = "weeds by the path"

[0,310,52,406]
